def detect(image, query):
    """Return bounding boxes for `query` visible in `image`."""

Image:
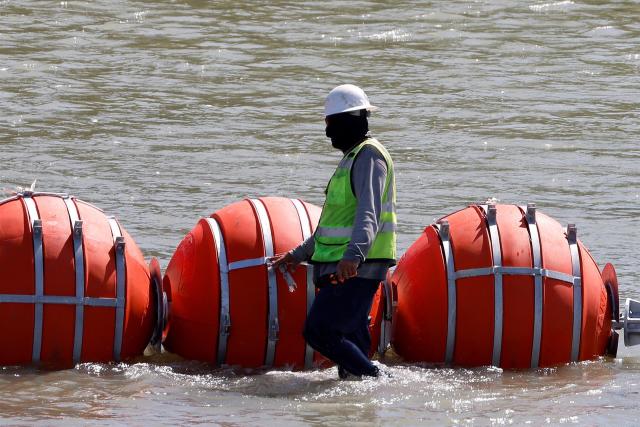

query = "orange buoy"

[0,192,156,368]
[162,196,386,369]
[390,203,616,368]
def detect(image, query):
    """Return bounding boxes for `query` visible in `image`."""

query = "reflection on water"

[1,0,639,424]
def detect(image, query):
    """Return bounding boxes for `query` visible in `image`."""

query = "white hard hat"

[324,84,378,117]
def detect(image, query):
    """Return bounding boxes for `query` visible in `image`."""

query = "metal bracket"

[115,236,126,252]
[487,203,497,219]
[482,203,503,367]
[526,203,536,224]
[269,317,280,341]
[291,198,316,370]
[220,313,231,336]
[249,199,279,368]
[566,223,582,362]
[623,299,640,347]
[567,224,577,244]
[438,220,450,239]
[378,279,394,356]
[205,217,231,367]
[435,220,456,365]
[32,219,43,235]
[108,217,127,362]
[73,220,83,236]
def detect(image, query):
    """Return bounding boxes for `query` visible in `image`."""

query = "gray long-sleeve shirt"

[290,143,393,282]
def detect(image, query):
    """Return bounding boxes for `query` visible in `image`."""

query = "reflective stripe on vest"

[315,221,397,239]
[311,138,396,263]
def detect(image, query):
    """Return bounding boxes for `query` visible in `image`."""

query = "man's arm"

[342,145,388,265]
[290,235,315,262]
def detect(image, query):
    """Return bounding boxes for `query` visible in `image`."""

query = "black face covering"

[325,111,369,152]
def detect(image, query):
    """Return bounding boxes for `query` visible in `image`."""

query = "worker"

[270,84,396,379]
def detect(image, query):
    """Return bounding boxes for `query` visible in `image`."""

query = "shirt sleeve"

[342,145,387,263]
[289,234,315,262]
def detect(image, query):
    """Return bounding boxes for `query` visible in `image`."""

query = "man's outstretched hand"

[271,254,359,284]
[269,252,300,271]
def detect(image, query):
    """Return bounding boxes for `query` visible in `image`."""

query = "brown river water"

[1,0,639,425]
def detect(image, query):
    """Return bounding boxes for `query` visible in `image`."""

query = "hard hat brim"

[325,104,378,117]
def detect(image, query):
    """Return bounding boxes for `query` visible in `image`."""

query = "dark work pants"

[303,277,380,377]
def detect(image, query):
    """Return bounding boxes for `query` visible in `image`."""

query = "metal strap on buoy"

[522,203,544,368]
[249,198,279,368]
[63,196,86,364]
[290,198,316,370]
[379,278,394,356]
[567,224,582,362]
[21,192,44,364]
[204,198,315,368]
[205,217,231,366]
[480,204,504,367]
[0,195,19,207]
[107,217,126,362]
[436,203,584,367]
[0,193,129,364]
[434,220,456,365]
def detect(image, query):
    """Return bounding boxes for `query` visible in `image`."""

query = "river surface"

[1,0,639,425]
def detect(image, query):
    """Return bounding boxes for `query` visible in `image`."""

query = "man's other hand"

[336,259,359,283]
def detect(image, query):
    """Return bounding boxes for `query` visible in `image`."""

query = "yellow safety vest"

[311,138,397,263]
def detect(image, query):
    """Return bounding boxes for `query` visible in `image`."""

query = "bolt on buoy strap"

[107,217,126,362]
[480,204,504,367]
[22,194,44,364]
[249,199,279,368]
[205,217,231,366]
[63,196,86,364]
[567,224,582,362]
[435,221,457,365]
[291,198,316,370]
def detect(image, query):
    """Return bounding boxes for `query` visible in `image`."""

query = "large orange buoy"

[390,203,616,369]
[162,197,385,370]
[0,192,156,368]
